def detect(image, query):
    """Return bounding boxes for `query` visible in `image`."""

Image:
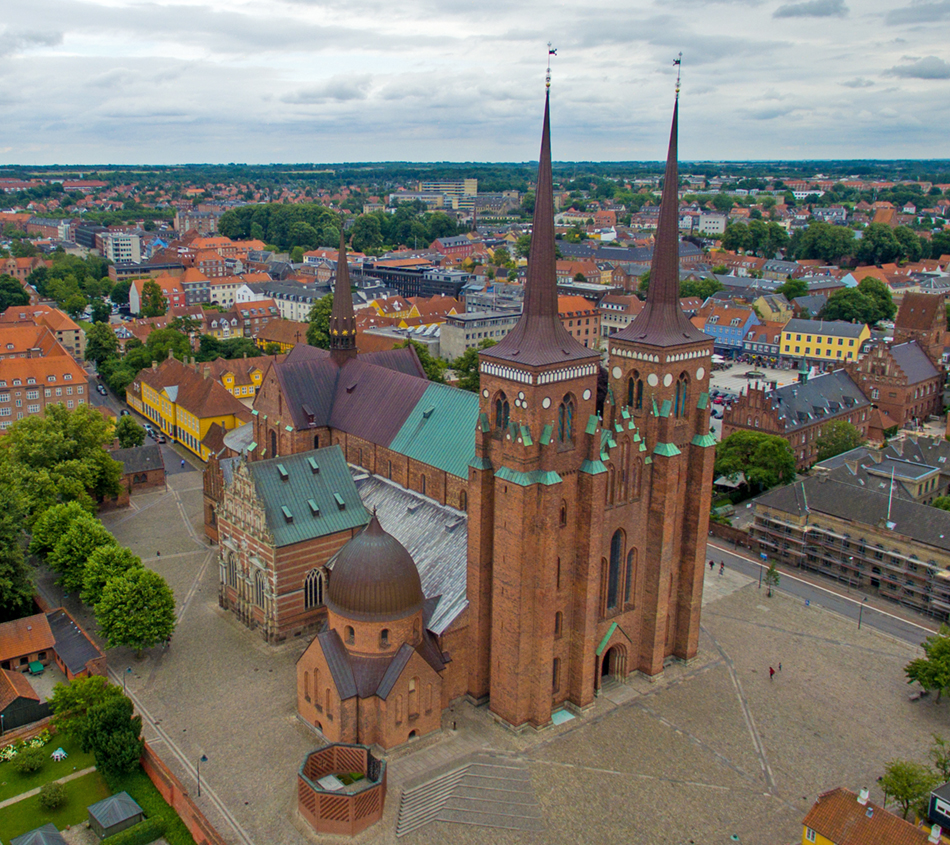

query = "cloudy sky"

[2,0,949,165]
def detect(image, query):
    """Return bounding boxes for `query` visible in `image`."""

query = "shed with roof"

[10,824,70,845]
[87,792,145,839]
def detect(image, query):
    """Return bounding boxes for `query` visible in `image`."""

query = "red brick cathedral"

[209,82,714,745]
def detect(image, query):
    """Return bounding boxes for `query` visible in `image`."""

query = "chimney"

[857,788,869,806]
[930,826,942,844]
[203,365,211,379]
[152,361,158,370]
[167,348,174,360]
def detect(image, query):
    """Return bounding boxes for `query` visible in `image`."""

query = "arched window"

[326,688,332,717]
[554,611,563,639]
[560,501,567,526]
[304,569,324,609]
[387,460,393,479]
[607,466,616,506]
[304,671,310,701]
[607,530,623,611]
[628,371,643,411]
[459,490,467,510]
[408,677,419,716]
[552,657,561,693]
[313,434,320,449]
[558,395,575,444]
[344,625,354,645]
[227,553,237,587]
[625,548,637,606]
[556,556,562,591]
[674,373,689,418]
[269,429,277,457]
[380,628,390,648]
[494,392,510,431]
[420,474,427,496]
[254,569,265,607]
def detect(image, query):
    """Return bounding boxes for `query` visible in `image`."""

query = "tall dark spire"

[329,221,357,364]
[482,82,596,368]
[614,80,707,347]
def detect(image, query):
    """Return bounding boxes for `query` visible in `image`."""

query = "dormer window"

[64,374,72,381]
[12,379,21,386]
[27,378,35,384]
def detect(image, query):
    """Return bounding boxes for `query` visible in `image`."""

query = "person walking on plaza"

[709,560,715,572]
[181,458,185,469]
[769,666,775,681]
[719,561,725,576]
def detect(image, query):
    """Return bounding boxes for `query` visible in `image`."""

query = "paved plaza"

[35,467,947,845]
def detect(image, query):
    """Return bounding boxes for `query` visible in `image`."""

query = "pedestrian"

[769,666,775,681]
[709,560,715,572]
[719,561,725,576]
[180,458,185,469]
[779,663,782,672]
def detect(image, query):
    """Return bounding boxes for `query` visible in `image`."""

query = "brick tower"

[606,90,715,675]
[467,81,602,729]
[329,225,357,366]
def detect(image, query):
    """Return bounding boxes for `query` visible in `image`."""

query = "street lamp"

[197,754,208,797]
[858,596,869,629]
[123,666,132,694]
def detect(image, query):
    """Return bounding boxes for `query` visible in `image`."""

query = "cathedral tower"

[329,225,357,366]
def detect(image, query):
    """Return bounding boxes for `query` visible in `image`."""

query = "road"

[707,539,936,648]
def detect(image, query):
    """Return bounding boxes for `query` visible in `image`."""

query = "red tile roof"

[0,613,55,662]
[803,788,932,845]
[0,669,40,710]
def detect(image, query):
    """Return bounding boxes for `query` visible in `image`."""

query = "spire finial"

[546,42,556,90]
[673,53,682,99]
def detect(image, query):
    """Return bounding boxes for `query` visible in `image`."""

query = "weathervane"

[547,42,557,89]
[673,52,682,98]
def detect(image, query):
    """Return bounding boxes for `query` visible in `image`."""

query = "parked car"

[156,434,166,444]
[119,409,130,416]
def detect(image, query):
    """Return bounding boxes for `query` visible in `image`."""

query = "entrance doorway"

[601,645,626,680]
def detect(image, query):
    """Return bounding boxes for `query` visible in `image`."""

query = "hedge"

[101,817,167,845]
[103,767,195,845]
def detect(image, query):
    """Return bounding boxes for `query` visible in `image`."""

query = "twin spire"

[329,221,357,364]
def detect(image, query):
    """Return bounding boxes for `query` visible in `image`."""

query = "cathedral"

[205,79,714,747]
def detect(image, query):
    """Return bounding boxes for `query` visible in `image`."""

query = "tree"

[29,500,90,557]
[777,278,808,301]
[515,234,532,258]
[894,226,923,262]
[764,562,780,597]
[0,274,30,311]
[85,323,120,368]
[263,342,282,356]
[492,247,511,267]
[64,292,88,319]
[905,625,950,704]
[453,339,497,392]
[880,759,938,820]
[114,415,146,449]
[81,545,143,608]
[814,420,866,462]
[95,568,176,655]
[79,695,144,778]
[90,299,111,324]
[931,230,950,260]
[349,214,383,253]
[715,430,796,492]
[140,280,167,317]
[788,221,855,264]
[48,514,118,593]
[39,781,66,811]
[306,293,334,349]
[395,339,445,383]
[712,193,734,213]
[49,674,124,737]
[144,327,191,363]
[856,223,902,266]
[679,277,724,301]
[819,288,878,324]
[933,497,950,512]
[110,280,131,307]
[856,276,896,322]
[0,478,33,623]
[930,734,950,782]
[12,746,45,774]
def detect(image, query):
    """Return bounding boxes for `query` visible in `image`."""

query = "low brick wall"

[0,716,54,747]
[140,740,228,845]
[709,522,758,552]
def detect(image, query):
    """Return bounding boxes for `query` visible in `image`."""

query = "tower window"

[674,373,689,418]
[304,569,324,609]
[628,371,643,411]
[380,628,390,648]
[552,657,561,694]
[606,530,623,611]
[494,392,510,431]
[554,611,563,639]
[558,395,575,444]
[344,626,355,645]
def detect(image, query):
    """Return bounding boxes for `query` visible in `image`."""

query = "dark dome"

[327,513,424,621]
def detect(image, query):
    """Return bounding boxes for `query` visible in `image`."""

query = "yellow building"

[126,357,251,460]
[201,356,278,399]
[368,296,417,320]
[802,786,936,844]
[780,318,870,365]
[753,293,793,324]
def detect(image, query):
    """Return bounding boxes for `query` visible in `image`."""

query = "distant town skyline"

[2,0,949,166]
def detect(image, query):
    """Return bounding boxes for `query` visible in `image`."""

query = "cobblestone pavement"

[37,475,943,845]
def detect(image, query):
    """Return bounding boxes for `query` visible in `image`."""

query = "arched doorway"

[601,645,626,680]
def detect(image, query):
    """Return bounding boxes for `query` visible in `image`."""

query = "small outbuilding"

[10,824,69,845]
[86,791,145,839]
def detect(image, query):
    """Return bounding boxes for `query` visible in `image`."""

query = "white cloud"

[887,55,950,78]
[773,0,848,17]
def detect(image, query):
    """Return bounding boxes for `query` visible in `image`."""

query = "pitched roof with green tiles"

[246,445,369,547]
[387,383,479,479]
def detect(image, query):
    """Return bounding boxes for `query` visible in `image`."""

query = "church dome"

[327,513,424,622]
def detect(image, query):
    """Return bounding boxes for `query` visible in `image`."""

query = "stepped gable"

[613,97,708,347]
[481,90,598,368]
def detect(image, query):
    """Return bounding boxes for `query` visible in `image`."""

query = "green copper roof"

[692,433,717,448]
[621,407,630,420]
[495,466,562,487]
[540,424,553,446]
[697,391,709,410]
[246,445,368,548]
[469,457,493,470]
[645,456,652,465]
[639,441,647,452]
[660,399,672,418]
[596,622,618,656]
[653,442,682,457]
[586,414,599,436]
[478,412,490,433]
[580,459,607,475]
[388,382,479,479]
[520,425,533,447]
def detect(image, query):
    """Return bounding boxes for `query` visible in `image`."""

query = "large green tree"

[0,274,30,311]
[788,221,855,264]
[880,759,939,820]
[776,278,808,301]
[50,674,124,737]
[81,546,143,607]
[905,625,950,704]
[29,500,91,557]
[47,515,118,593]
[814,420,866,462]
[85,323,120,368]
[114,415,146,448]
[306,294,334,349]
[110,280,131,307]
[453,338,497,392]
[140,280,167,317]
[715,430,796,492]
[79,695,144,778]
[856,223,903,266]
[0,477,33,622]
[96,568,176,655]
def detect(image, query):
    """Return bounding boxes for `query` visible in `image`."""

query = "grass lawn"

[0,735,96,802]
[105,767,196,845]
[0,770,110,839]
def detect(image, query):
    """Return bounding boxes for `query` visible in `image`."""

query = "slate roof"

[244,446,369,547]
[791,294,827,315]
[353,473,467,635]
[87,792,144,827]
[111,443,164,476]
[46,609,103,675]
[758,475,950,553]
[890,341,939,384]
[11,824,69,845]
[768,369,870,432]
[783,318,867,338]
[802,787,931,845]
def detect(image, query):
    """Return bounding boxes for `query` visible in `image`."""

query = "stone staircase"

[395,754,544,837]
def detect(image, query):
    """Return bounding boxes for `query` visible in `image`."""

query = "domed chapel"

[208,72,714,749]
